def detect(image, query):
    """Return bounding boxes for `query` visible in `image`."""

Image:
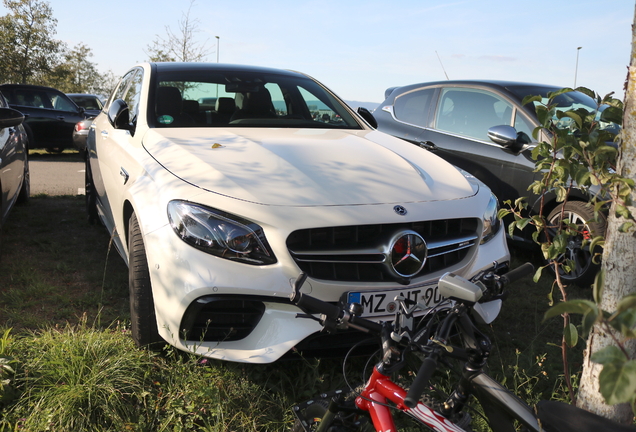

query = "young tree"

[574,6,636,422]
[145,0,212,63]
[0,0,62,84]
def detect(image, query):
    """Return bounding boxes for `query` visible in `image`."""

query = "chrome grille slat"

[286,219,480,282]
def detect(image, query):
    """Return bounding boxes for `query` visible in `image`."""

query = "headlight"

[167,200,277,265]
[481,193,501,244]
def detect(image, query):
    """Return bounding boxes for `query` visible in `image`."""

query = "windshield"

[152,70,361,129]
[508,85,620,134]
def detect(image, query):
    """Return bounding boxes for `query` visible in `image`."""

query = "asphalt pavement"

[29,153,85,196]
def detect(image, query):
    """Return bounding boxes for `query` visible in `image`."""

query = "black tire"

[128,213,162,348]
[546,201,606,287]
[85,156,98,224]
[16,153,29,204]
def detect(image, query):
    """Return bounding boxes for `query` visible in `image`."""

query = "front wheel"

[546,201,606,287]
[128,213,162,348]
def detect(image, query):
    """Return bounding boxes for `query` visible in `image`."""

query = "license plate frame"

[346,283,442,317]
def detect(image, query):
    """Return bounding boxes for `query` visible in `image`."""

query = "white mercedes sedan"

[86,62,509,363]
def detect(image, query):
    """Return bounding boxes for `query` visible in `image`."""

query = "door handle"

[120,167,129,185]
[57,116,65,121]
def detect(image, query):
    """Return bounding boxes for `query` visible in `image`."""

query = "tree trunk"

[576,4,636,423]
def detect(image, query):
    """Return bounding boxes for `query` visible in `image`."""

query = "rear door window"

[435,88,513,141]
[392,88,435,127]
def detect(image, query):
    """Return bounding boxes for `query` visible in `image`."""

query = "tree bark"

[576,4,636,423]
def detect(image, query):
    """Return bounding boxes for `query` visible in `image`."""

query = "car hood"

[142,128,477,206]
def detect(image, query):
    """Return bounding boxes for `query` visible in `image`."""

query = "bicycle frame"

[356,366,468,432]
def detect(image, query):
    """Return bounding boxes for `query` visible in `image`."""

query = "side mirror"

[357,107,378,129]
[108,99,130,130]
[487,125,524,153]
[0,107,25,128]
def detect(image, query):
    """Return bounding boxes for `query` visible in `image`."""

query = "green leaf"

[595,145,618,156]
[516,217,530,231]
[592,269,604,304]
[575,86,596,99]
[616,294,636,314]
[618,222,635,233]
[497,208,511,219]
[591,345,628,365]
[521,95,542,107]
[544,299,598,320]
[536,105,550,127]
[563,111,583,129]
[598,360,636,405]
[533,266,543,283]
[547,87,575,99]
[581,308,600,337]
[600,106,623,126]
[616,205,630,219]
[564,323,578,347]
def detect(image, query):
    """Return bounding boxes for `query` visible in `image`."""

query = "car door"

[0,95,23,223]
[91,68,144,255]
[44,89,85,148]
[418,86,539,205]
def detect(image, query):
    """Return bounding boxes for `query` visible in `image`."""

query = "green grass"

[0,196,588,431]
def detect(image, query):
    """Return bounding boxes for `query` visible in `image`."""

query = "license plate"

[347,284,442,317]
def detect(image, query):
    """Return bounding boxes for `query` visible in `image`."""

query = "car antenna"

[436,51,450,80]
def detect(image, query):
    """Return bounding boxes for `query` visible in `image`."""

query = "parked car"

[72,118,93,158]
[0,91,30,243]
[66,93,104,117]
[86,63,509,363]
[373,80,618,285]
[0,84,88,152]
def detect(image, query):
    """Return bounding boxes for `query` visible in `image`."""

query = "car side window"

[47,91,76,112]
[435,88,513,141]
[393,88,434,127]
[514,111,535,142]
[124,70,143,125]
[12,90,48,108]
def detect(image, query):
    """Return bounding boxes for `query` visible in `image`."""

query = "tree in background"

[46,43,102,93]
[145,0,212,63]
[0,0,62,84]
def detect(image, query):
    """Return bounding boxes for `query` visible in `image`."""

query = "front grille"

[180,298,265,342]
[287,219,479,282]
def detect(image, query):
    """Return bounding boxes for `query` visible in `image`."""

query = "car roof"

[0,83,64,93]
[385,80,562,99]
[66,93,102,97]
[150,62,309,79]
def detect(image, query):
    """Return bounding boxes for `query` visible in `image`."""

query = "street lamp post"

[574,46,582,88]
[216,36,220,63]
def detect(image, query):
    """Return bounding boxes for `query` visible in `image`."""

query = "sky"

[4,0,635,104]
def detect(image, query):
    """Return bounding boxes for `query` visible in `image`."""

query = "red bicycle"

[289,265,636,432]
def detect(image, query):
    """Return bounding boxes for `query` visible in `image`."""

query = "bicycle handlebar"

[404,357,438,408]
[403,262,535,409]
[290,264,534,409]
[498,262,534,286]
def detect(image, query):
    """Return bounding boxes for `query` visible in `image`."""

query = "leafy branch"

[498,87,631,404]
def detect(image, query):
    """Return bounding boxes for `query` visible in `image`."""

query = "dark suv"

[373,80,618,286]
[0,84,88,152]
